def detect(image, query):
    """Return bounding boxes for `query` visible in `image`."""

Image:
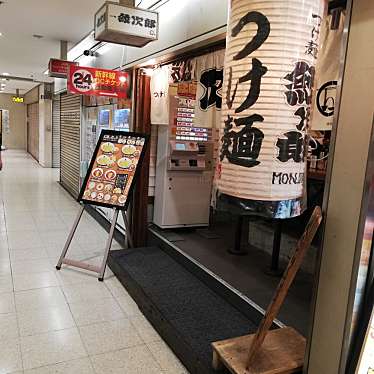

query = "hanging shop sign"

[216,0,324,218]
[310,13,345,130]
[78,130,148,210]
[68,65,130,98]
[12,96,24,103]
[94,2,159,47]
[49,58,78,78]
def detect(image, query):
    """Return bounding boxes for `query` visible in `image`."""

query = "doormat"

[108,247,267,374]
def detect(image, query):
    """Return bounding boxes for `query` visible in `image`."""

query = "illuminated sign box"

[49,59,78,78]
[12,96,24,103]
[94,1,159,47]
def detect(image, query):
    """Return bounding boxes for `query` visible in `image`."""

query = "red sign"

[67,65,129,98]
[49,59,78,78]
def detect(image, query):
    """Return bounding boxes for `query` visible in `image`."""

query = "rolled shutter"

[52,94,61,168]
[60,92,81,198]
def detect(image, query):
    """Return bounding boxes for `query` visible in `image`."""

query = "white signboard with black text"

[95,1,159,47]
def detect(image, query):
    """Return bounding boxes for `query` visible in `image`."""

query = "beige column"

[306,0,374,373]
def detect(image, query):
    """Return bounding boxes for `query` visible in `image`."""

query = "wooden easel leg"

[98,208,119,281]
[56,205,85,270]
[212,350,224,371]
[122,210,134,248]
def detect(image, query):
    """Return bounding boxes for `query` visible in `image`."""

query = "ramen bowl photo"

[101,142,117,154]
[97,154,114,167]
[92,168,103,178]
[117,157,132,169]
[105,170,117,181]
[122,144,136,156]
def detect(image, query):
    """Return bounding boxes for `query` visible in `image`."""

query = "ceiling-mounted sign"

[49,59,78,78]
[12,96,24,103]
[67,65,130,98]
[94,1,159,47]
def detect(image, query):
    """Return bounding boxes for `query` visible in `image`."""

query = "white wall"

[0,93,27,149]
[24,84,53,167]
[38,85,53,167]
[55,0,228,93]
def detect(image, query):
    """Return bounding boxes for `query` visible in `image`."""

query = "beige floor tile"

[8,231,43,250]
[116,294,143,318]
[147,341,188,373]
[21,328,87,370]
[0,313,19,340]
[0,274,13,294]
[18,304,75,337]
[69,297,125,326]
[56,268,99,286]
[79,318,143,355]
[61,281,112,304]
[10,248,48,262]
[90,345,162,374]
[11,259,53,275]
[0,292,15,314]
[15,287,67,312]
[23,357,95,374]
[130,315,161,343]
[13,272,59,292]
[0,337,23,374]
[0,259,11,276]
[105,277,130,298]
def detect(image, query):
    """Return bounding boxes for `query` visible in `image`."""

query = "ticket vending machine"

[153,85,214,228]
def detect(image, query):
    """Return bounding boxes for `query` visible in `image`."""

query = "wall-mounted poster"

[78,130,148,210]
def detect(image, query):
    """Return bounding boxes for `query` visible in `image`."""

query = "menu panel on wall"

[78,130,148,210]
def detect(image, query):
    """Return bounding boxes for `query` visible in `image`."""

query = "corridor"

[0,150,187,374]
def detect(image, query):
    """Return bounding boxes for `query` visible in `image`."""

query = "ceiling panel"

[0,0,105,92]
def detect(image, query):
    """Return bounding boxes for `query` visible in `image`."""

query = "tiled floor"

[0,150,188,374]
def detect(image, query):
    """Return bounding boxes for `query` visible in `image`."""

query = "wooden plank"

[211,206,322,374]
[212,327,306,374]
[246,206,322,367]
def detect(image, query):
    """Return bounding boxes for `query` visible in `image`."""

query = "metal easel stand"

[56,204,133,281]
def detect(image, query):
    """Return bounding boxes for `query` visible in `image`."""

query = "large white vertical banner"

[310,13,345,130]
[217,0,324,218]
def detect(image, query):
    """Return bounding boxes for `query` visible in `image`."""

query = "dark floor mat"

[108,247,262,374]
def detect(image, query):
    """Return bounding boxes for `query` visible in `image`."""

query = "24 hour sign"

[68,65,130,98]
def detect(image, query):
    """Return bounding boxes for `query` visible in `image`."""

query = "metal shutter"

[52,94,61,168]
[60,92,81,198]
[27,102,39,161]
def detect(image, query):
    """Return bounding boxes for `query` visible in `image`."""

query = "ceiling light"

[33,34,44,39]
[2,72,10,76]
[0,32,3,37]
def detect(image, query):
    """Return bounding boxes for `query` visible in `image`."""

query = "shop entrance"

[137,6,348,338]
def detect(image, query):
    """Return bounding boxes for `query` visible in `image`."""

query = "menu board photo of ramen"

[78,130,148,210]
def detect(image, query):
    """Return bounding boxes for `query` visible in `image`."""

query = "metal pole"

[98,208,120,281]
[122,210,134,248]
[56,205,85,270]
[60,40,68,60]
